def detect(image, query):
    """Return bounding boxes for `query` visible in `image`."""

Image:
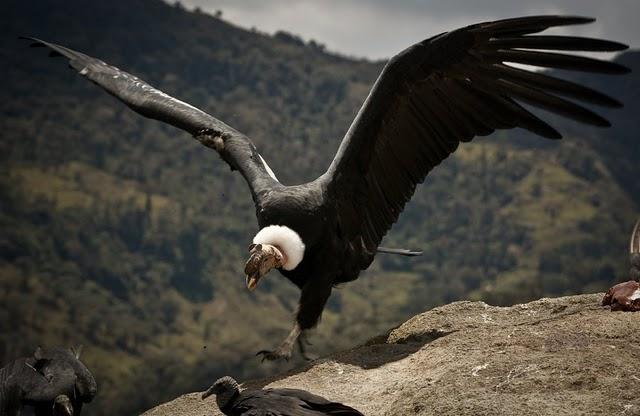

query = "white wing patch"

[259,154,278,181]
[104,64,204,114]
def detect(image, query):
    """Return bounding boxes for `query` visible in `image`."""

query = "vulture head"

[53,394,74,416]
[244,243,285,290]
[202,376,240,410]
[244,225,306,290]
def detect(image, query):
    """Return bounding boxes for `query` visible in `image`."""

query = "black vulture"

[201,376,364,416]
[0,347,96,415]
[24,15,630,360]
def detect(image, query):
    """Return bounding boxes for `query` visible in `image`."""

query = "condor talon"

[256,350,290,362]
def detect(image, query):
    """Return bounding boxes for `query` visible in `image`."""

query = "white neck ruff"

[253,225,305,270]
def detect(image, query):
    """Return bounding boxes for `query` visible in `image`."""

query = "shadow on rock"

[332,328,455,369]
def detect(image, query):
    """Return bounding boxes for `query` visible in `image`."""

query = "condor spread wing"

[322,16,628,265]
[234,388,363,416]
[24,37,280,199]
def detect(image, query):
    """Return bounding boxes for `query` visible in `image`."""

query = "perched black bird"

[201,376,363,416]
[25,15,630,360]
[0,347,96,416]
[630,219,640,281]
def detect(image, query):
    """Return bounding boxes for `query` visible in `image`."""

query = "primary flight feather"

[25,15,629,360]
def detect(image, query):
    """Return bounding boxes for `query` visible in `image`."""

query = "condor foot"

[256,347,292,362]
[257,323,314,362]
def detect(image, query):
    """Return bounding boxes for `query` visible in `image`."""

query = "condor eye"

[44,372,54,382]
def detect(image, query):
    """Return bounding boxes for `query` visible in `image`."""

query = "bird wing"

[24,37,280,200]
[321,16,628,266]
[267,388,364,415]
[234,388,360,416]
[20,364,76,403]
[232,393,298,416]
[234,407,278,416]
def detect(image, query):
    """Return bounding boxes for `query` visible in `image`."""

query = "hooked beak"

[245,273,261,290]
[54,395,74,416]
[61,402,74,416]
[201,387,214,400]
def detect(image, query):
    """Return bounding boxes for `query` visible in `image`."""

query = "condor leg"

[256,323,302,362]
[257,278,332,362]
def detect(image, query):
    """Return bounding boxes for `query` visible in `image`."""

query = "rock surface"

[143,294,640,416]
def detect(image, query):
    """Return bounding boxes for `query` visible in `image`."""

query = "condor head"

[244,243,285,290]
[244,225,306,290]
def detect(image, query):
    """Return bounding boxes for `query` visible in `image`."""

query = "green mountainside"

[1,1,638,414]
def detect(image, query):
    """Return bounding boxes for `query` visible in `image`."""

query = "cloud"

[179,0,639,59]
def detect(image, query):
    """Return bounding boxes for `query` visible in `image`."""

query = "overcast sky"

[181,0,640,58]
[178,0,639,60]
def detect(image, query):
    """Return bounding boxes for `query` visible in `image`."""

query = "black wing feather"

[485,63,622,107]
[323,16,628,266]
[488,35,628,52]
[23,37,280,200]
[269,388,364,415]
[481,49,629,74]
[234,388,363,415]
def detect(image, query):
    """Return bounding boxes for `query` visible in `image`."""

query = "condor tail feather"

[376,247,423,256]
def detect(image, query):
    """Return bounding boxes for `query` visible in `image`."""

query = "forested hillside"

[1,1,638,414]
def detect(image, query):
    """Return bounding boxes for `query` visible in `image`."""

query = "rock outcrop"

[143,294,640,416]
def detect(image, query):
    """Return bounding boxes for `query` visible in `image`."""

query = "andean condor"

[24,15,630,360]
[201,376,364,416]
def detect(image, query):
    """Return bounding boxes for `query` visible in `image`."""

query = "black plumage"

[0,347,96,416]
[24,15,630,360]
[202,376,364,416]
